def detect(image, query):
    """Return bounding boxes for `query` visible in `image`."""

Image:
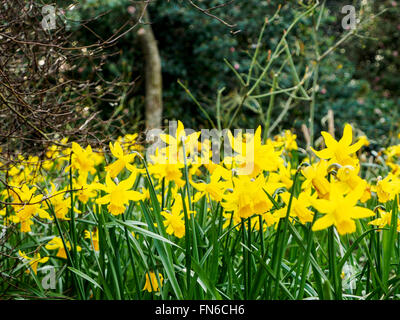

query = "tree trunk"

[137,5,163,130]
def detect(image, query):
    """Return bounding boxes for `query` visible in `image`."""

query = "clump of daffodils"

[1,122,400,292]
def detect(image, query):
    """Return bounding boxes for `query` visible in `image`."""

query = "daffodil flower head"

[119,133,142,152]
[301,160,331,199]
[143,271,163,292]
[18,250,49,274]
[106,141,137,178]
[190,165,230,203]
[161,202,186,238]
[45,236,81,259]
[66,142,96,174]
[311,124,364,167]
[311,181,375,235]
[11,184,52,232]
[274,191,315,225]
[376,174,400,203]
[94,173,145,215]
[148,148,185,186]
[369,209,400,232]
[84,229,99,251]
[222,175,274,220]
[159,120,201,164]
[234,126,283,177]
[74,172,97,204]
[275,130,298,152]
[46,183,72,220]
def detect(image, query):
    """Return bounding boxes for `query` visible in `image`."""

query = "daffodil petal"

[350,206,375,219]
[312,214,335,231]
[339,123,353,146]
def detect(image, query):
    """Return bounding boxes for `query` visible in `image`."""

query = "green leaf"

[68,267,103,291]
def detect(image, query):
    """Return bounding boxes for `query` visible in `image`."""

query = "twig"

[187,0,236,28]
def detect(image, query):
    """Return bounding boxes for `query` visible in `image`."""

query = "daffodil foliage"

[1,124,400,300]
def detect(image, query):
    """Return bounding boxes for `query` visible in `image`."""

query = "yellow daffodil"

[269,162,294,190]
[11,184,52,232]
[274,191,315,225]
[94,173,145,215]
[385,144,400,162]
[190,165,229,203]
[275,130,298,152]
[45,236,81,259]
[222,175,276,223]
[84,229,99,251]
[74,172,97,204]
[301,160,331,199]
[148,149,185,186]
[18,250,49,274]
[336,165,362,189]
[311,124,364,166]
[118,133,142,152]
[227,126,283,177]
[161,207,185,238]
[375,174,400,203]
[358,135,369,147]
[106,141,137,178]
[143,271,163,292]
[159,120,200,164]
[46,183,72,220]
[387,162,400,177]
[369,209,400,232]
[66,142,96,174]
[334,165,371,203]
[311,181,374,235]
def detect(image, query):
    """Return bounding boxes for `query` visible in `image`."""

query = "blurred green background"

[62,0,400,146]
